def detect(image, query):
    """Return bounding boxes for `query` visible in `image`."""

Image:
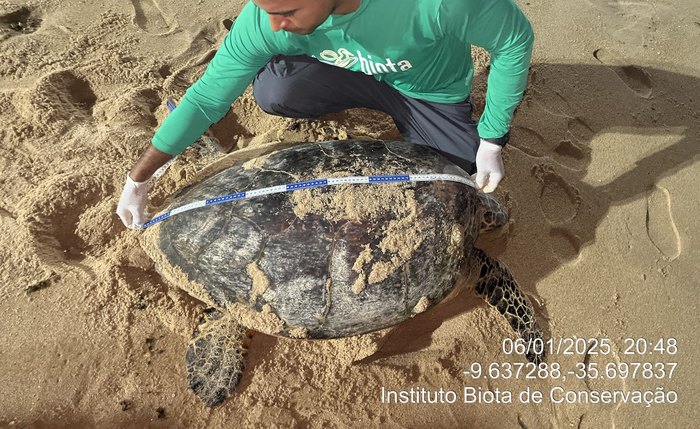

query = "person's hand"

[116,173,152,229]
[474,140,505,193]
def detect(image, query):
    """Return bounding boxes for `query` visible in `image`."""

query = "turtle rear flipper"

[186,309,249,407]
[477,192,509,232]
[469,248,545,364]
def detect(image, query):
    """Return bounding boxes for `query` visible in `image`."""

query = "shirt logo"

[319,48,358,68]
[316,48,413,76]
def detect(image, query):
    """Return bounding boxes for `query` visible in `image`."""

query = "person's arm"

[150,3,280,156]
[461,0,534,142]
[116,144,175,230]
[441,0,534,192]
[129,144,173,182]
[116,3,279,228]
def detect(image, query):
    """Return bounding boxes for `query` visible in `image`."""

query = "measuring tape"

[140,173,475,229]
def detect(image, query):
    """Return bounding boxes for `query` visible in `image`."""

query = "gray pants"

[253,55,480,174]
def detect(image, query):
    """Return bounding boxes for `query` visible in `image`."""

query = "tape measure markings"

[368,174,411,183]
[247,185,287,197]
[286,179,329,190]
[141,173,475,230]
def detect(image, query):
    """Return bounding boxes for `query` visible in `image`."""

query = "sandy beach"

[1,0,698,427]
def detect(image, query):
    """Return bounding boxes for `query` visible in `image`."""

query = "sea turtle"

[141,139,544,407]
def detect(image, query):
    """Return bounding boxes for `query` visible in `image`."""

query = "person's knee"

[253,71,311,117]
[253,74,288,116]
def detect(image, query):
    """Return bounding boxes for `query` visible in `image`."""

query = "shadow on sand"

[355,59,699,363]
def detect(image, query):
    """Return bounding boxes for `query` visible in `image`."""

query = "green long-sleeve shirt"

[152,0,534,155]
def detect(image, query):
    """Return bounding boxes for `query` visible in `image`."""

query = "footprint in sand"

[0,5,42,41]
[509,126,546,158]
[130,0,174,35]
[645,185,681,260]
[583,0,660,48]
[594,48,653,98]
[20,70,97,134]
[19,173,108,260]
[532,164,582,225]
[549,117,593,171]
[549,227,582,262]
[529,86,575,119]
[554,140,586,168]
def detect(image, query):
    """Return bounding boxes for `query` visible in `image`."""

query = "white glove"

[474,140,505,193]
[116,173,152,229]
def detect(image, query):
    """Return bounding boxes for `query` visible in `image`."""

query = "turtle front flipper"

[186,309,250,407]
[468,248,545,364]
[477,192,509,232]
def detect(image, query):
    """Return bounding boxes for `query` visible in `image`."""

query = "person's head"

[253,0,357,35]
